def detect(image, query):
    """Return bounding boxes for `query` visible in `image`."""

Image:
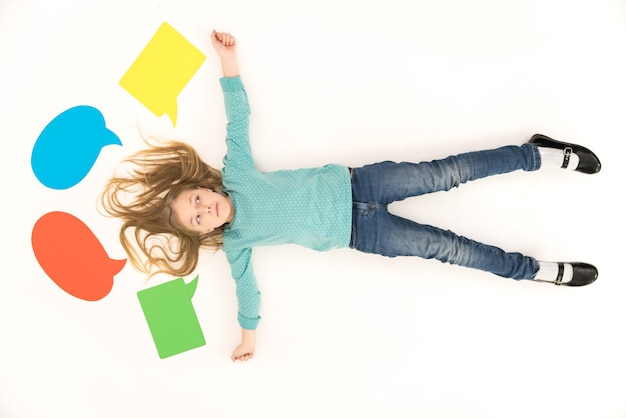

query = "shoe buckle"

[561,147,573,169]
[555,263,565,285]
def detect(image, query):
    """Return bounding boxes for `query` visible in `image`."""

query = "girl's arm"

[214,30,256,361]
[211,30,239,77]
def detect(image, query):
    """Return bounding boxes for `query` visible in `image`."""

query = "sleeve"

[225,247,261,330]
[220,76,255,172]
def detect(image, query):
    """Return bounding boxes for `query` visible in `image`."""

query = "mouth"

[215,203,219,217]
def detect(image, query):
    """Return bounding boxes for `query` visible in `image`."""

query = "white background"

[1,0,625,417]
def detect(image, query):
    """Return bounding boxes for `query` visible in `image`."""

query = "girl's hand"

[231,328,256,362]
[211,30,239,77]
[211,30,236,57]
[231,342,255,362]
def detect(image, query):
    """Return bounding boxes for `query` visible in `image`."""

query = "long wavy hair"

[101,140,225,277]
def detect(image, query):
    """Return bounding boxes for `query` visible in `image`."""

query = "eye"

[196,214,201,224]
[195,195,200,205]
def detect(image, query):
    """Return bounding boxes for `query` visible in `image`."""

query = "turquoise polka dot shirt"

[219,76,353,330]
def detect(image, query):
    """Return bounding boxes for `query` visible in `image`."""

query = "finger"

[238,353,252,361]
[222,33,235,46]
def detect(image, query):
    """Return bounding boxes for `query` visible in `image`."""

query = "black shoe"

[529,133,602,174]
[558,262,598,286]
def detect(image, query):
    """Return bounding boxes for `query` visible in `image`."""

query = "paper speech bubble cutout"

[32,211,127,301]
[137,276,206,359]
[31,106,122,190]
[120,22,206,126]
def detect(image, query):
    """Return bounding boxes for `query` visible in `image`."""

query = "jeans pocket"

[353,202,378,217]
[350,202,377,249]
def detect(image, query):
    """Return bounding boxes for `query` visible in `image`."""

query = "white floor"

[2,0,625,417]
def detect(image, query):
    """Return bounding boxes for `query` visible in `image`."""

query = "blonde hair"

[101,140,224,277]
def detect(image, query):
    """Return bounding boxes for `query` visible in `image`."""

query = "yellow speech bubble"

[120,23,206,126]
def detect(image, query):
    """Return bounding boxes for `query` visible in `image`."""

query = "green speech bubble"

[137,276,205,359]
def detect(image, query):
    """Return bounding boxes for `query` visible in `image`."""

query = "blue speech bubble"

[31,106,122,189]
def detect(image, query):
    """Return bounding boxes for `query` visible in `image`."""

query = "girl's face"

[172,188,234,234]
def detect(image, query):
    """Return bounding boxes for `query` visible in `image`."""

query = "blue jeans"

[349,143,541,280]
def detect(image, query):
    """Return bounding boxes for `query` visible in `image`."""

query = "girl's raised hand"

[211,30,236,56]
[211,30,239,77]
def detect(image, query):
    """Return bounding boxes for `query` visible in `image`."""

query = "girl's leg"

[351,143,540,205]
[348,138,599,284]
[349,203,539,280]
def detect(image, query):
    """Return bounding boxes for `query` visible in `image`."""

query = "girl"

[102,30,601,362]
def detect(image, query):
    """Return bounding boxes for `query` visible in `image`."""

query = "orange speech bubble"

[32,211,126,301]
